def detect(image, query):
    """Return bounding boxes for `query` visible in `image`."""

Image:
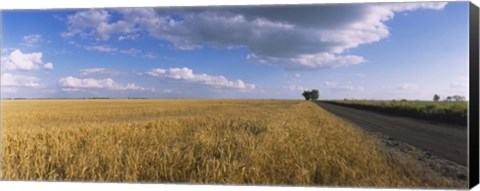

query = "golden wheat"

[0,99,457,187]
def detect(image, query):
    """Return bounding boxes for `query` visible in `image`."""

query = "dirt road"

[316,101,467,166]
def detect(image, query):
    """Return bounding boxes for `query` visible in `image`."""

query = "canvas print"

[0,1,470,188]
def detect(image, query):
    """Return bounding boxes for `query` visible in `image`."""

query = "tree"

[433,94,440,102]
[452,95,466,102]
[302,89,320,101]
[445,96,452,102]
[445,95,465,102]
[302,91,311,101]
[310,89,319,100]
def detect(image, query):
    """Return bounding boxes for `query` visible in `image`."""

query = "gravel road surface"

[316,101,467,166]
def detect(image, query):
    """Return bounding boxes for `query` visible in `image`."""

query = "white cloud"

[147,68,167,77]
[144,52,157,59]
[286,85,305,92]
[443,76,469,99]
[1,47,17,54]
[378,82,432,100]
[384,2,447,12]
[118,34,140,41]
[71,42,146,57]
[1,73,41,87]
[119,48,142,56]
[380,83,417,91]
[398,83,419,90]
[449,76,468,90]
[1,49,54,71]
[324,81,364,91]
[162,89,173,93]
[78,68,122,77]
[147,67,255,90]
[22,34,43,46]
[61,88,81,92]
[62,9,136,40]
[43,63,54,70]
[61,3,446,70]
[58,76,147,91]
[380,83,421,98]
[84,44,118,52]
[79,68,108,76]
[247,53,366,70]
[449,83,467,89]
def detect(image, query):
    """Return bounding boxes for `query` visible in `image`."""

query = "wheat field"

[0,99,457,187]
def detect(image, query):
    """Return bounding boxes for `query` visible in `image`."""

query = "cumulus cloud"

[43,63,54,70]
[1,73,41,87]
[22,34,43,46]
[247,53,366,70]
[58,76,147,91]
[1,47,16,54]
[383,2,447,12]
[147,67,255,90]
[1,49,54,71]
[324,81,364,91]
[62,3,446,70]
[61,9,136,40]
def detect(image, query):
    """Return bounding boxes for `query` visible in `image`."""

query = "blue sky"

[0,2,469,100]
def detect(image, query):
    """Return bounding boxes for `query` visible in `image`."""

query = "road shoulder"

[357,124,468,186]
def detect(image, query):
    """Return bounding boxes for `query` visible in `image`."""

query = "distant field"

[321,100,467,125]
[1,100,459,187]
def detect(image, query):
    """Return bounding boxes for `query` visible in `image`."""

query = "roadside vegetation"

[321,99,467,125]
[1,100,461,187]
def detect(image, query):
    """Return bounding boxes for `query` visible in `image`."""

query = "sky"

[0,2,470,100]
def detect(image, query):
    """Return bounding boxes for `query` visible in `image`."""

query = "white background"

[0,0,478,191]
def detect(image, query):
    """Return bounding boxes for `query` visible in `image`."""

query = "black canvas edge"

[469,1,480,189]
